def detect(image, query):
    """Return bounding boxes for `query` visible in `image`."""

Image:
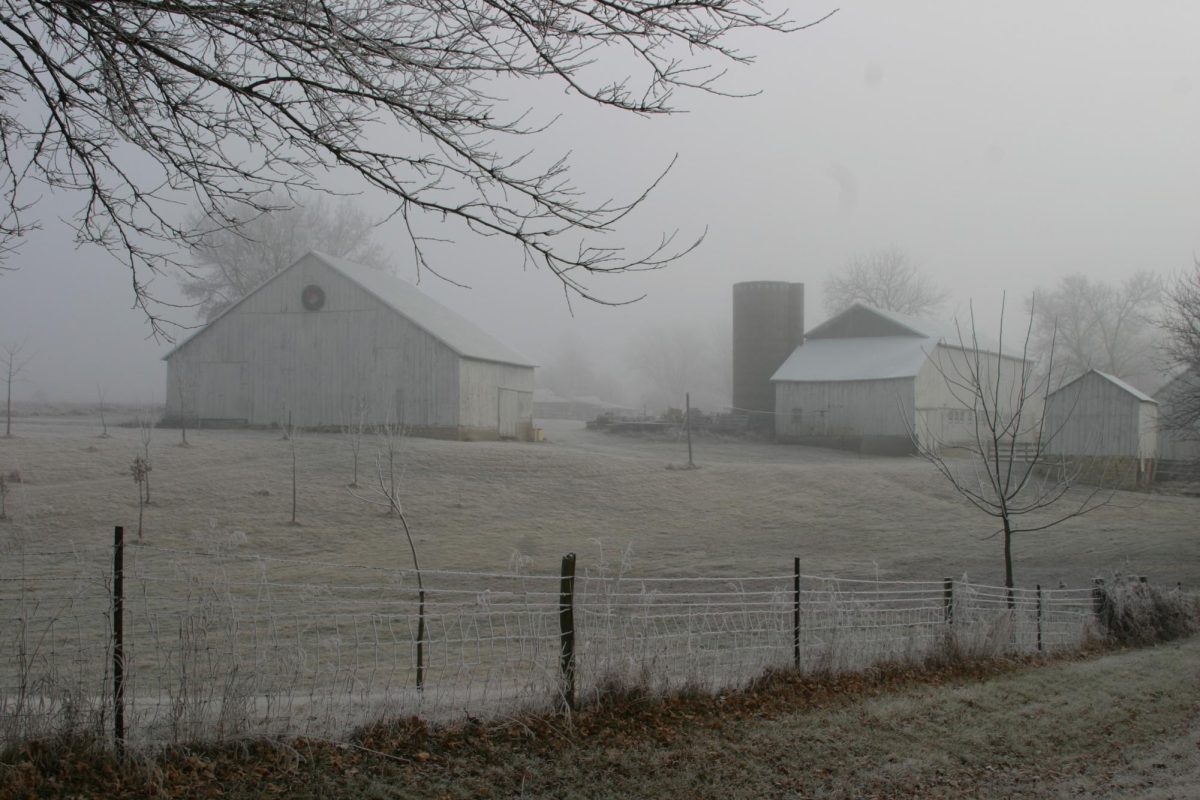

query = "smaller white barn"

[1043,370,1157,486]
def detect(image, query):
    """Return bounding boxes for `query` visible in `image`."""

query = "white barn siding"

[166,255,461,428]
[164,252,536,438]
[458,360,535,439]
[1044,372,1156,459]
[775,378,916,439]
[913,346,1037,446]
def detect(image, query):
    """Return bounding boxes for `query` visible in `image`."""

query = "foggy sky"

[2,2,1198,405]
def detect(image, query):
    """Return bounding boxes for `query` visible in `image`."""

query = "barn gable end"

[163,251,535,439]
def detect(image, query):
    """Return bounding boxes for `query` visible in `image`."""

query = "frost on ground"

[0,415,1196,588]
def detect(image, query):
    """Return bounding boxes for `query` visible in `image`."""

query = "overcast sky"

[2,2,1198,405]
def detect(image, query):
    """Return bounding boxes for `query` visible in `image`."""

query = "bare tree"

[182,193,393,321]
[137,409,154,504]
[281,409,300,526]
[629,321,730,411]
[824,248,950,317]
[1159,260,1200,439]
[340,395,371,489]
[915,297,1114,602]
[2,340,31,438]
[0,1,820,336]
[96,385,110,438]
[354,417,426,689]
[1029,271,1162,390]
[131,456,149,542]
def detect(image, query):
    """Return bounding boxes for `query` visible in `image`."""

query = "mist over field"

[1,2,1198,406]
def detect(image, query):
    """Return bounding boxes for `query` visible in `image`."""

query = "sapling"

[132,456,149,541]
[137,411,154,503]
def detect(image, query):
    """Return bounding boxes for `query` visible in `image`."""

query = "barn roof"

[770,336,935,382]
[164,251,535,368]
[1051,369,1157,403]
[771,303,1022,383]
[317,253,534,367]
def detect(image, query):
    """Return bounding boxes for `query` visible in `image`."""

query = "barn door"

[498,388,521,439]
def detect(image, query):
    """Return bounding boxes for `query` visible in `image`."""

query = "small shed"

[163,251,536,440]
[1043,369,1157,485]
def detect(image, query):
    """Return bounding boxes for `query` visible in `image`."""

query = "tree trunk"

[1003,515,1015,609]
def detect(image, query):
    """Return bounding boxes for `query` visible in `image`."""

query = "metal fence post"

[793,557,801,669]
[558,553,577,713]
[112,525,125,754]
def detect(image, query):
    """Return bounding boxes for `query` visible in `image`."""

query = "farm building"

[163,251,536,440]
[1042,370,1157,486]
[771,304,1032,454]
[1154,367,1200,474]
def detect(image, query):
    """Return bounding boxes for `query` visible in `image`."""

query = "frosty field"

[0,415,1196,588]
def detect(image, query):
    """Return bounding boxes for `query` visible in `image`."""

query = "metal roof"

[317,253,534,367]
[1051,369,1157,404]
[771,304,1025,383]
[165,251,535,368]
[770,336,936,382]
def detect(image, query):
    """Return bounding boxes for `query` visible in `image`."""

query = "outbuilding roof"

[164,251,534,368]
[1051,369,1157,404]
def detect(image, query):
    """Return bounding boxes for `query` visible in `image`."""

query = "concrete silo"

[732,281,805,429]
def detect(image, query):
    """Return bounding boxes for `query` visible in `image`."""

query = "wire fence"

[0,530,1109,749]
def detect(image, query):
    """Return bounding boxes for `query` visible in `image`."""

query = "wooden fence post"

[112,525,125,754]
[1091,578,1105,616]
[793,557,801,669]
[558,553,577,713]
[943,577,954,626]
[1036,584,1043,653]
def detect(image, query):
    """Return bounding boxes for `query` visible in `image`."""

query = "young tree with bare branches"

[915,297,1114,602]
[340,395,371,489]
[2,340,31,438]
[824,248,949,317]
[0,1,822,336]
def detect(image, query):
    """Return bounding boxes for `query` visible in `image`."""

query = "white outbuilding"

[1042,369,1157,486]
[163,251,536,440]
[771,304,1032,454]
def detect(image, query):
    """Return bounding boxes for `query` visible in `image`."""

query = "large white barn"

[163,251,536,440]
[771,304,1032,454]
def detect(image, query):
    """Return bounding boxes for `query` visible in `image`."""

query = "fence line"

[0,529,1126,749]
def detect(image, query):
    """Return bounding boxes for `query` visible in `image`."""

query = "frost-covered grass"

[0,415,1197,588]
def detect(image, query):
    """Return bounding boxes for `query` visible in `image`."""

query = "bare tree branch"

[0,0,819,338]
[823,247,949,317]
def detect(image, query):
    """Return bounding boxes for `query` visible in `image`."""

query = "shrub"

[1094,579,1200,647]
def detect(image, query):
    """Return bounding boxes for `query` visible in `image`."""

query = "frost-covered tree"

[824,248,949,317]
[181,194,392,320]
[1029,271,1162,390]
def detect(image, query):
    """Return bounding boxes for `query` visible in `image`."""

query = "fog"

[2,2,1198,406]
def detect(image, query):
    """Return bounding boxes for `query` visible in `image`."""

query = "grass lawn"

[4,636,1198,798]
